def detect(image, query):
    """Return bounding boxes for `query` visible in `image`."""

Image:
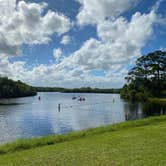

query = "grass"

[0,116,166,165]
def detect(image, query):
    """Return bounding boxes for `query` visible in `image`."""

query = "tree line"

[121,50,166,101]
[0,77,120,99]
[3,50,165,100]
[0,77,37,99]
[36,87,121,94]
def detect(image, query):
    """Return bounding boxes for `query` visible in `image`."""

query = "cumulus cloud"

[0,0,71,56]
[0,8,158,88]
[0,1,163,88]
[0,55,125,88]
[0,55,26,80]
[60,35,71,45]
[53,48,63,61]
[65,10,156,72]
[76,0,139,25]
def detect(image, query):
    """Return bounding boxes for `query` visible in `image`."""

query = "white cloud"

[0,0,71,56]
[65,10,156,72]
[76,0,138,25]
[0,9,158,88]
[53,48,63,61]
[0,52,125,88]
[0,1,163,88]
[60,35,71,45]
[0,55,26,80]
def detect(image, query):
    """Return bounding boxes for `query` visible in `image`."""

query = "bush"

[143,99,166,116]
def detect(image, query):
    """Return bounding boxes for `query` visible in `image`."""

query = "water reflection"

[143,100,166,116]
[123,102,143,120]
[0,92,162,144]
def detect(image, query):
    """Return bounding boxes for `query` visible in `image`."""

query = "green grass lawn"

[0,116,166,166]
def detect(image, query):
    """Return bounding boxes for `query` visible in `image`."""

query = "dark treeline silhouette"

[0,77,37,99]
[36,87,121,94]
[0,77,121,99]
[121,50,166,101]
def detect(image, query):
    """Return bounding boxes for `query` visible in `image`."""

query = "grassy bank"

[0,116,165,155]
[0,116,166,165]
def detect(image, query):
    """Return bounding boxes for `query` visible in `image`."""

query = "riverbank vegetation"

[143,98,166,116]
[35,87,121,94]
[121,50,166,101]
[0,77,37,99]
[0,116,165,165]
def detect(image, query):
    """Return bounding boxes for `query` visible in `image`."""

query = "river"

[0,92,144,143]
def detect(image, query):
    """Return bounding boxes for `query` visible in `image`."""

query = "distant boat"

[72,97,77,100]
[78,97,86,101]
[78,97,82,101]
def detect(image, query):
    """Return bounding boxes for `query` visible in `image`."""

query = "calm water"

[0,92,144,144]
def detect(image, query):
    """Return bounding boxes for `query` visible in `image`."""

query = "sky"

[0,0,166,88]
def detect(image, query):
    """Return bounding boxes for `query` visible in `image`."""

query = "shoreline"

[0,115,165,155]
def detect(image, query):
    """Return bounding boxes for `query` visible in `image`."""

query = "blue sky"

[0,0,166,88]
